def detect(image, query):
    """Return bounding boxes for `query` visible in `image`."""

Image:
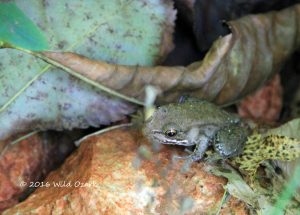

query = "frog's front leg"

[190,137,211,161]
[175,127,213,161]
[174,136,211,161]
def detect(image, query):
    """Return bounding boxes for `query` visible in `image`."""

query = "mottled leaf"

[0,3,48,50]
[210,135,300,214]
[42,4,300,105]
[268,119,300,180]
[209,118,300,213]
[232,133,300,183]
[0,0,175,141]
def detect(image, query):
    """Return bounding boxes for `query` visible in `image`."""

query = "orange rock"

[0,134,44,212]
[0,131,77,212]
[238,74,283,124]
[3,129,248,214]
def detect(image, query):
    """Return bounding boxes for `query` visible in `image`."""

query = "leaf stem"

[74,123,132,146]
[215,190,229,215]
[0,55,50,112]
[0,130,39,158]
[19,48,145,106]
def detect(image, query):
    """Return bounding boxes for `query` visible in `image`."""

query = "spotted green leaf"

[0,0,175,140]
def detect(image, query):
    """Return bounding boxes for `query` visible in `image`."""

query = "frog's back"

[161,100,238,127]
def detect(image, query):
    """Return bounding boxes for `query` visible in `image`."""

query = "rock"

[4,129,248,214]
[238,74,283,124]
[0,134,45,212]
[0,131,77,212]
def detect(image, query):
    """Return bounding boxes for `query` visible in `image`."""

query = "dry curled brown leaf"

[42,4,300,105]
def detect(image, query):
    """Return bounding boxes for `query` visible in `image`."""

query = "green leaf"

[0,2,48,51]
[15,0,174,65]
[0,0,175,140]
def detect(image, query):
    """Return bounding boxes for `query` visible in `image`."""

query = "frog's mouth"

[151,131,193,146]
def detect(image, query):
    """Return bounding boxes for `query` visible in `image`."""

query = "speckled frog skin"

[144,100,250,161]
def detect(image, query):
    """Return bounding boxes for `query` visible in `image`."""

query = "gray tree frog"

[143,100,250,161]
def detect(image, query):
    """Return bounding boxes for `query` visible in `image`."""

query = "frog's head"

[143,105,193,146]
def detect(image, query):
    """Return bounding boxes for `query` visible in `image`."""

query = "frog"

[143,99,250,161]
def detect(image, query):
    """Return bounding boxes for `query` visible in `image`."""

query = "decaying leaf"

[231,133,300,183]
[0,0,175,141]
[208,165,268,210]
[209,119,300,213]
[267,118,300,179]
[42,4,300,105]
[223,119,300,185]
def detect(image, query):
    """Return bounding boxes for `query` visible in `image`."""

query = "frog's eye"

[165,128,178,137]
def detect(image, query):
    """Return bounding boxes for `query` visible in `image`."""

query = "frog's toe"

[184,148,193,154]
[190,154,203,161]
[172,153,203,161]
[172,154,191,160]
[182,154,203,161]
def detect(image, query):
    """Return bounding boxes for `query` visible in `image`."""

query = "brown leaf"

[42,5,300,105]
